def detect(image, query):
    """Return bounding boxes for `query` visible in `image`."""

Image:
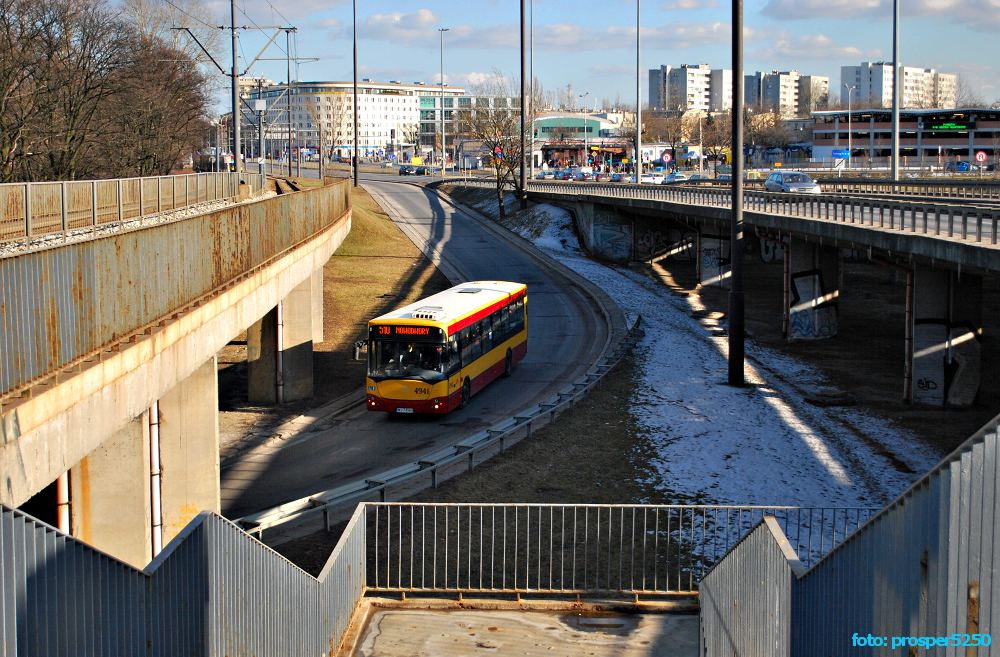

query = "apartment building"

[840,62,957,109]
[745,71,830,116]
[648,64,732,112]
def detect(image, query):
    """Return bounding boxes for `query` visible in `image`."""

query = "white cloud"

[590,65,635,75]
[356,8,441,42]
[751,33,867,60]
[661,0,720,9]
[759,0,1000,31]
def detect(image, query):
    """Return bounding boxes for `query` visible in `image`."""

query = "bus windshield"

[369,340,448,382]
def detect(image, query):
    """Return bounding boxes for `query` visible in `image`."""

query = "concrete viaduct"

[498,179,1000,407]
[0,179,351,567]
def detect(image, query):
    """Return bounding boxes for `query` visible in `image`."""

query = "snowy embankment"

[501,200,939,508]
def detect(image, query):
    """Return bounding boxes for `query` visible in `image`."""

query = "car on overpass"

[764,171,822,194]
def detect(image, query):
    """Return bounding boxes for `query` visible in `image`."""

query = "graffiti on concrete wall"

[700,237,731,288]
[591,222,632,261]
[911,320,982,406]
[788,269,838,340]
[635,228,697,262]
[759,234,788,263]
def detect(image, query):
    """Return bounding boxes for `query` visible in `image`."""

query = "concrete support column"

[69,414,152,569]
[157,355,221,545]
[787,236,839,340]
[247,272,319,404]
[699,230,731,289]
[248,307,278,403]
[912,265,982,405]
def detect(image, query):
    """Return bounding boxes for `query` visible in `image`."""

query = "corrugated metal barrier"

[700,411,1000,656]
[0,172,264,244]
[0,179,350,402]
[0,503,367,656]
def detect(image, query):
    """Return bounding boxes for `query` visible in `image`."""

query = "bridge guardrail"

[0,178,348,404]
[463,179,999,247]
[235,318,645,536]
[0,172,265,245]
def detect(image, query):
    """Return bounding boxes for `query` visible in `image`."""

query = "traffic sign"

[662,152,672,164]
[494,146,502,155]
[975,151,987,163]
[832,149,850,159]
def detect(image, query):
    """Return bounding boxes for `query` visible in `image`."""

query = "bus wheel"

[460,378,471,409]
[503,349,513,378]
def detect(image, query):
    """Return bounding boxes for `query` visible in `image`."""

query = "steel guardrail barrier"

[365,503,876,596]
[0,172,265,245]
[699,411,1000,656]
[460,179,999,246]
[0,502,367,656]
[236,319,645,536]
[0,179,349,403]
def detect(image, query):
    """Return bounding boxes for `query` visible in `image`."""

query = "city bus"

[366,281,528,414]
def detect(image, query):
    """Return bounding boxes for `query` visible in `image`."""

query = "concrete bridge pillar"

[157,355,220,545]
[69,414,152,568]
[787,237,839,340]
[247,270,323,403]
[66,355,221,567]
[911,265,982,405]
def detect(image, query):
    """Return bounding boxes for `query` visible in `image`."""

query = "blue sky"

[206,0,1000,106]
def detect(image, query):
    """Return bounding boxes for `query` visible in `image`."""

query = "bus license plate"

[395,407,414,414]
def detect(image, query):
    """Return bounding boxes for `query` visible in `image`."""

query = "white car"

[764,171,822,194]
[628,173,665,184]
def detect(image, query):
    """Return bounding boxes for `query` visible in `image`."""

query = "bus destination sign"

[369,324,444,341]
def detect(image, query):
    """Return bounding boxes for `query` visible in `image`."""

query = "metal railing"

[0,172,265,245]
[237,320,645,536]
[366,503,876,595]
[700,411,1000,656]
[459,179,1000,246]
[0,503,367,656]
[0,179,349,402]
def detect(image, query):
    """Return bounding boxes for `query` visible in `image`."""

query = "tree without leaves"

[702,110,733,178]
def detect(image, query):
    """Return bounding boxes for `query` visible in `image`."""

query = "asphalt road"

[221,181,611,518]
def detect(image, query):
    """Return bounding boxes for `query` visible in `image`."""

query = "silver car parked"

[764,171,822,194]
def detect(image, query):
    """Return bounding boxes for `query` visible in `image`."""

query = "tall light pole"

[286,29,295,177]
[635,0,642,184]
[529,0,534,180]
[578,92,589,168]
[844,84,857,170]
[728,0,745,386]
[352,0,358,186]
[438,28,449,178]
[231,0,240,174]
[890,0,900,182]
[519,0,527,207]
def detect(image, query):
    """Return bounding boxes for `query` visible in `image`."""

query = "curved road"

[221,181,613,518]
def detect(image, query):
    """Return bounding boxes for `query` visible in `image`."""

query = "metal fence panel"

[0,502,367,656]
[365,503,874,595]
[0,172,264,244]
[0,179,348,400]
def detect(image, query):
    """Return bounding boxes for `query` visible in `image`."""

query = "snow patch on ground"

[524,202,938,508]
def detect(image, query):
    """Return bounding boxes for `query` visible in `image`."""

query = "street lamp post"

[635,0,642,184]
[578,92,589,168]
[728,0,745,386]
[844,84,857,170]
[439,28,449,178]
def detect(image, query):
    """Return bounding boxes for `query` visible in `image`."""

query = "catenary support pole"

[287,29,293,177]
[891,0,900,182]
[520,0,527,209]
[231,0,241,175]
[353,0,358,187]
[728,0,745,386]
[635,0,641,183]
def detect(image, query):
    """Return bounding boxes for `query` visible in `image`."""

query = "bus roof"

[369,281,526,335]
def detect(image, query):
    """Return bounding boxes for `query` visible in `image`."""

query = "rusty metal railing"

[0,172,265,245]
[366,503,877,595]
[0,178,349,403]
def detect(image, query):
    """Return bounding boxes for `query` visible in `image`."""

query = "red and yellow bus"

[366,281,528,414]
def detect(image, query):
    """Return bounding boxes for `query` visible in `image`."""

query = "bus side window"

[491,311,501,345]
[470,322,482,359]
[511,299,524,332]
[480,317,492,354]
[460,326,475,367]
[447,335,461,374]
[500,305,510,341]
